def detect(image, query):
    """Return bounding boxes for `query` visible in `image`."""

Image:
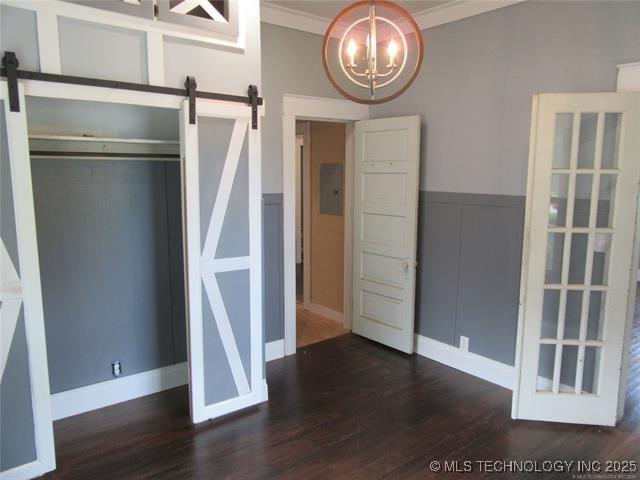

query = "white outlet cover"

[459,336,469,352]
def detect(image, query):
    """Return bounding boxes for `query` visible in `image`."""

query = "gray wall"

[371,1,640,196]
[260,23,342,194]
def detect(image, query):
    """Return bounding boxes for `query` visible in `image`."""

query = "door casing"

[281,95,369,356]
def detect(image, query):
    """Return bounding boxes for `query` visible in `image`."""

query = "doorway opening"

[23,96,190,423]
[282,95,369,356]
[295,120,348,348]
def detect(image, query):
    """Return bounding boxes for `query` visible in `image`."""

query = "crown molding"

[260,0,528,35]
[413,0,527,29]
[260,2,331,35]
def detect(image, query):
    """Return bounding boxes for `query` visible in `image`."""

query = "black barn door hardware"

[1,51,263,129]
[2,52,19,112]
[185,76,197,125]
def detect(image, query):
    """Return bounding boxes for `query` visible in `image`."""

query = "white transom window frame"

[1,0,247,85]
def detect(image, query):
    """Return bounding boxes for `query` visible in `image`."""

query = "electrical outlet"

[459,336,469,352]
[111,361,122,377]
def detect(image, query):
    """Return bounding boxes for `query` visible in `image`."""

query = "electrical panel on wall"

[319,163,344,216]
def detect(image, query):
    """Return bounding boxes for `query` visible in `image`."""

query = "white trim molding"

[265,339,285,362]
[282,94,369,357]
[617,61,640,92]
[308,303,344,324]
[51,363,188,421]
[261,0,527,35]
[3,0,246,49]
[414,334,514,390]
[260,2,330,36]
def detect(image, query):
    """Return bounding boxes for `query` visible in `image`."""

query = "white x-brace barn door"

[180,99,264,424]
[0,83,55,479]
[513,93,640,426]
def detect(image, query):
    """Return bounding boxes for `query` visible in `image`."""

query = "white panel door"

[513,93,640,426]
[180,99,264,424]
[352,116,420,353]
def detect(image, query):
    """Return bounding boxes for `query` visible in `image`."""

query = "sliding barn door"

[0,83,55,477]
[513,93,640,426]
[352,116,421,353]
[180,100,264,423]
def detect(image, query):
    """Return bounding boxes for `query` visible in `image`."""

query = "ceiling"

[262,1,451,19]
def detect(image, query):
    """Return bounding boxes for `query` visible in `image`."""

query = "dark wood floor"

[47,333,640,479]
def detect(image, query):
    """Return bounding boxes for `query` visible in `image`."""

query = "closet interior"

[24,96,188,420]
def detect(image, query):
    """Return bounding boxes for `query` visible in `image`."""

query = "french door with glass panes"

[513,93,640,426]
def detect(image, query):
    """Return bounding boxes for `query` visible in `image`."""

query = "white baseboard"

[414,334,514,390]
[265,339,284,362]
[0,459,54,480]
[308,302,344,324]
[51,362,188,421]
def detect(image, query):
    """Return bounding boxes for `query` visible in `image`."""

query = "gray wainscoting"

[262,194,285,343]
[260,191,526,367]
[417,192,525,365]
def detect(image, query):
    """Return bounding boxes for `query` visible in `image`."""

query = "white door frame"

[282,94,369,356]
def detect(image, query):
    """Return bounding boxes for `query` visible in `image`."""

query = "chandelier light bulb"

[347,38,358,66]
[387,39,399,67]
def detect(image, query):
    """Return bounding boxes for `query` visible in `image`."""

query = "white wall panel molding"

[414,334,514,390]
[35,11,62,74]
[261,0,527,35]
[260,2,330,36]
[3,0,246,49]
[146,31,166,86]
[617,62,640,92]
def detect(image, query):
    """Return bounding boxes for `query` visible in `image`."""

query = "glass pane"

[545,233,565,284]
[596,174,617,228]
[568,233,588,284]
[577,113,597,169]
[553,113,573,169]
[586,291,606,341]
[549,174,569,227]
[601,113,621,169]
[563,290,583,340]
[559,345,578,392]
[537,344,556,392]
[591,234,612,286]
[582,346,601,394]
[541,290,560,338]
[573,174,593,228]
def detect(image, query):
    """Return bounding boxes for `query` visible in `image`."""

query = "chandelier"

[322,1,424,104]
